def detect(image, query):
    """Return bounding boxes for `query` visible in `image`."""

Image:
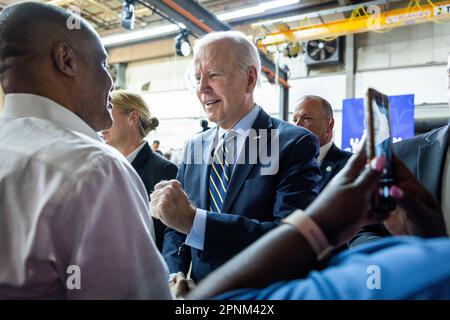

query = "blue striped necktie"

[209,131,236,212]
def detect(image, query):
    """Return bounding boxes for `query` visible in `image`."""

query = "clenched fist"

[150,179,197,234]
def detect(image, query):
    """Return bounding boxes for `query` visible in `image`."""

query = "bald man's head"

[0,2,114,132]
[293,95,334,146]
[0,1,96,78]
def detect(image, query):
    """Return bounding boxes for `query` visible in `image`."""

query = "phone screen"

[365,88,396,213]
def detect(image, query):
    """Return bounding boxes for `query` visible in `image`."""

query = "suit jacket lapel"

[417,124,450,202]
[320,160,337,187]
[131,142,151,175]
[221,108,272,213]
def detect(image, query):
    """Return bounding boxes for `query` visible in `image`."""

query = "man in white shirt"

[293,95,352,190]
[0,2,171,299]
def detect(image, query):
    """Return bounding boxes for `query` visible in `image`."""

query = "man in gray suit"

[393,119,449,234]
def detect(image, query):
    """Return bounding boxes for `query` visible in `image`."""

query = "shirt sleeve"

[53,156,172,300]
[185,208,207,250]
[212,237,450,300]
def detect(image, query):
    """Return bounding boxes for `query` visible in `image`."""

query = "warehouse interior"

[1,0,450,301]
[1,0,449,158]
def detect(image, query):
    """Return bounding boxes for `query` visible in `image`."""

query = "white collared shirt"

[0,93,171,299]
[126,141,147,163]
[442,147,450,235]
[318,140,333,164]
[216,105,261,172]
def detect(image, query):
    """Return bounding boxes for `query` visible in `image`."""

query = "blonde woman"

[103,90,178,252]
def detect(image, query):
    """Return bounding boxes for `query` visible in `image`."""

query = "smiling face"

[194,39,256,130]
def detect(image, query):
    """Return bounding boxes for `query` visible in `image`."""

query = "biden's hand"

[150,179,196,234]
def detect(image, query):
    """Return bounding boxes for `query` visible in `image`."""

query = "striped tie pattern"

[209,131,236,212]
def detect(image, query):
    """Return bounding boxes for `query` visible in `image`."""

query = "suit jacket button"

[326,166,332,172]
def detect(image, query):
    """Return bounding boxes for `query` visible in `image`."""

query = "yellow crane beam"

[257,0,450,47]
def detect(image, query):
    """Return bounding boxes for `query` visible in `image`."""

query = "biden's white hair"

[193,30,261,84]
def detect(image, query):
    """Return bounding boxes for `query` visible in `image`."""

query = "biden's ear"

[52,42,77,77]
[246,65,257,93]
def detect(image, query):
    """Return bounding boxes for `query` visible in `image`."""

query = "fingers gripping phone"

[364,88,396,213]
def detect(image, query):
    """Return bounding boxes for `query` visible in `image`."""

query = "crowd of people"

[0,2,449,300]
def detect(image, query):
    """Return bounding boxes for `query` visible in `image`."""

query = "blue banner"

[341,94,415,152]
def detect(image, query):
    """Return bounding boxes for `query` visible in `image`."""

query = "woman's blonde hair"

[111,90,159,137]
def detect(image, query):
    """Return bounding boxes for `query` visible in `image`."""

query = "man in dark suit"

[394,124,449,204]
[390,123,450,235]
[293,95,352,190]
[150,31,321,285]
[103,90,178,252]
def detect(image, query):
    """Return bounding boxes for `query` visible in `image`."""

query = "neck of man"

[320,129,334,147]
[220,99,255,130]
[3,64,71,104]
[321,138,332,147]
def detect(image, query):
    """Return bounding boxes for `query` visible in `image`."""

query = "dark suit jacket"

[393,123,450,203]
[348,123,450,248]
[131,142,178,252]
[319,143,352,191]
[163,107,321,282]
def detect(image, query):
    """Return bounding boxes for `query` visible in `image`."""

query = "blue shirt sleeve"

[212,237,450,300]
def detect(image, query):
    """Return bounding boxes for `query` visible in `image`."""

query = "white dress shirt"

[318,140,333,164]
[126,141,147,163]
[442,147,450,235]
[0,94,171,299]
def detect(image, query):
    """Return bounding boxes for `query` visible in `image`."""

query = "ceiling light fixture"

[102,24,184,46]
[121,0,135,30]
[217,0,300,21]
[174,30,191,57]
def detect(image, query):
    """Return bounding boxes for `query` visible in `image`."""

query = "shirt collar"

[2,93,101,141]
[126,141,147,163]
[318,140,333,163]
[217,104,260,138]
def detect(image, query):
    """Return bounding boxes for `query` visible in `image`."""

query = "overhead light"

[217,0,299,21]
[174,30,191,57]
[102,24,184,47]
[121,0,135,30]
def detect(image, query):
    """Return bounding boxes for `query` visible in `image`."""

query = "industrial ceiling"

[0,0,394,37]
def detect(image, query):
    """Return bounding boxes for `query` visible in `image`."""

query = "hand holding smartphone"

[364,88,396,213]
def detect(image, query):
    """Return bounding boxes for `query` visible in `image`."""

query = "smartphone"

[364,88,396,213]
